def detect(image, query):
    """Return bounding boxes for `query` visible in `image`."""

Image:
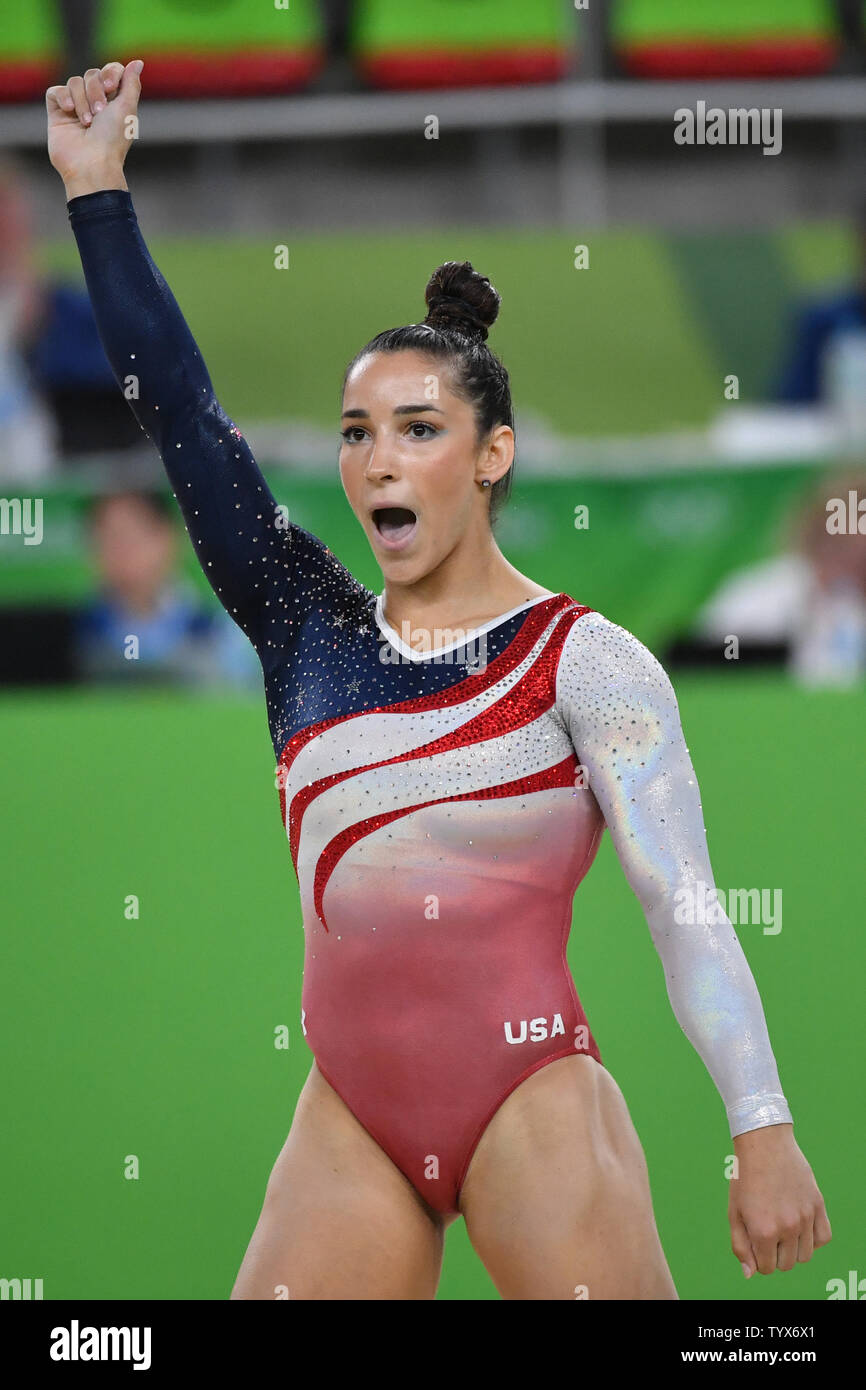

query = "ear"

[477,423,514,487]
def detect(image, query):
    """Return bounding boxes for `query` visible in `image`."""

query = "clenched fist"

[46,59,143,200]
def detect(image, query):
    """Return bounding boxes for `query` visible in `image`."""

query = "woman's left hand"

[729,1123,831,1276]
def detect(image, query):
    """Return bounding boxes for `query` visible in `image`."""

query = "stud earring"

[480,479,491,488]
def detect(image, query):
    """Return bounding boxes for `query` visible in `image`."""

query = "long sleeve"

[67,188,364,665]
[555,609,793,1138]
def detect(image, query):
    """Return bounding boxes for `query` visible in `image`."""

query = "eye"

[341,426,368,444]
[406,420,438,438]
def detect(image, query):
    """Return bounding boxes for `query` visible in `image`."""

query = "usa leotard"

[69,190,794,1216]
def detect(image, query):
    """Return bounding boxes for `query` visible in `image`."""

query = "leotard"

[68,190,793,1215]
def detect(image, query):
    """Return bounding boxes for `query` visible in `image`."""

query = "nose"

[363,433,400,482]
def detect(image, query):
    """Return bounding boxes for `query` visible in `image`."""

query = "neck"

[381,525,552,639]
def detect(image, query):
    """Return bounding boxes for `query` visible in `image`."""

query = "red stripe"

[3,36,835,101]
[359,46,569,90]
[292,599,588,867]
[295,600,592,929]
[0,59,57,102]
[0,49,324,102]
[313,754,579,930]
[278,592,576,785]
[116,49,325,96]
[619,37,836,79]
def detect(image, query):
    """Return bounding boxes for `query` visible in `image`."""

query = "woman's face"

[339,348,512,586]
[90,495,177,602]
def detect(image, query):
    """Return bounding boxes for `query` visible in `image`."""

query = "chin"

[365,525,421,575]
[378,554,425,583]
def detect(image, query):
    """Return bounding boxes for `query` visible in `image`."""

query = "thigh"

[459,1055,678,1300]
[231,1062,446,1300]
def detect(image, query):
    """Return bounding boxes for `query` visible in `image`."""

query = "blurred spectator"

[0,157,57,479]
[76,490,260,689]
[776,200,866,429]
[695,469,866,687]
[1,153,140,465]
[23,280,145,457]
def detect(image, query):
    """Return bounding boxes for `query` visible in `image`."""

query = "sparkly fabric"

[555,614,792,1140]
[69,190,792,1214]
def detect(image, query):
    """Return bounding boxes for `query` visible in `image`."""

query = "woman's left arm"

[555,608,831,1277]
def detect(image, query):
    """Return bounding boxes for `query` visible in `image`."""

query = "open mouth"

[371,507,418,548]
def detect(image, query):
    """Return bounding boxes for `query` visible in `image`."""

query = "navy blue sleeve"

[67,188,368,666]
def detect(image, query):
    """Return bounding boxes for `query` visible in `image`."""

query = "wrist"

[733,1121,794,1149]
[64,167,128,201]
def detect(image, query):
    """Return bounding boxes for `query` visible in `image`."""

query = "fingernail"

[93,101,104,112]
[83,111,92,124]
[741,1263,751,1278]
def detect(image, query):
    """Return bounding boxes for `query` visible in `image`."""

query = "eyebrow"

[341,404,445,419]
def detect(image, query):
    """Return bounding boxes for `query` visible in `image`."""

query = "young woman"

[47,60,831,1300]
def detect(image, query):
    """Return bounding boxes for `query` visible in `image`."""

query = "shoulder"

[556,605,665,675]
[555,606,678,722]
[283,521,374,612]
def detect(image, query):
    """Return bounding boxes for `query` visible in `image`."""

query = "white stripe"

[295,707,573,876]
[283,604,574,813]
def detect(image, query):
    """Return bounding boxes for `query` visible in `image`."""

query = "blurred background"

[0,0,864,1302]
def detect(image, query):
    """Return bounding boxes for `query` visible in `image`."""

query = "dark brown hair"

[344,261,515,526]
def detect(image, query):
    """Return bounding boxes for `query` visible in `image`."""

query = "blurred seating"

[0,0,326,101]
[0,2,60,101]
[611,0,840,78]
[97,0,325,96]
[0,0,858,100]
[352,0,573,89]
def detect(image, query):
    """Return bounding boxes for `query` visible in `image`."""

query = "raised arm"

[555,609,792,1138]
[47,60,365,661]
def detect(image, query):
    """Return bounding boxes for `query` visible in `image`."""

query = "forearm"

[645,885,793,1137]
[50,58,288,649]
[67,187,217,454]
[614,731,793,1136]
[556,611,794,1140]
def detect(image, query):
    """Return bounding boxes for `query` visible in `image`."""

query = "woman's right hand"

[46,58,143,200]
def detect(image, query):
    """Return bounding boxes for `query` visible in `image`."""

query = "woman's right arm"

[47,61,364,661]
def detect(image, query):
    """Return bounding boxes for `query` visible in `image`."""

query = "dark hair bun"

[423,261,500,342]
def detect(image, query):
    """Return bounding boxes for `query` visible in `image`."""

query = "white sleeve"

[555,609,793,1138]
